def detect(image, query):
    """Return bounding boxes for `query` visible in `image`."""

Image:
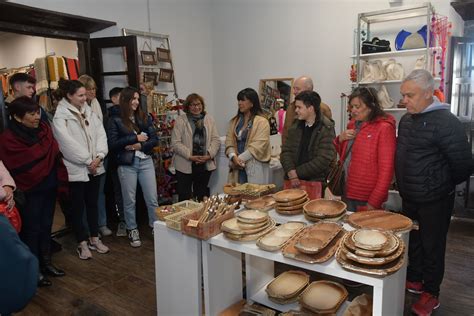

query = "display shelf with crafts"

[343,3,451,129]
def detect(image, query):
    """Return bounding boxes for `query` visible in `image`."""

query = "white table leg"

[245,255,274,301]
[154,222,202,316]
[202,243,243,316]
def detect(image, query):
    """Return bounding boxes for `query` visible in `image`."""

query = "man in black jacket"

[396,69,472,316]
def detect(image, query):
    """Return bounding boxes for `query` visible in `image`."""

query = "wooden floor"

[17,216,474,315]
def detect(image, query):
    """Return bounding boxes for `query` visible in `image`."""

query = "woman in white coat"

[53,79,109,260]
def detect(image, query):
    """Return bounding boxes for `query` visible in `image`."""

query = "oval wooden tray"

[303,211,345,223]
[299,280,348,314]
[342,241,404,266]
[351,229,389,251]
[274,189,307,202]
[276,195,309,207]
[266,270,309,299]
[244,195,276,211]
[347,210,413,232]
[303,199,347,218]
[222,218,269,235]
[223,219,276,241]
[344,231,400,258]
[276,198,309,211]
[257,222,305,252]
[335,245,405,277]
[236,210,269,224]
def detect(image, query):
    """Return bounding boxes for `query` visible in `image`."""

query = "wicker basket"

[165,209,197,231]
[181,210,234,240]
[155,205,178,221]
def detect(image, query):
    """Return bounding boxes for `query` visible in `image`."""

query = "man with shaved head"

[282,76,332,144]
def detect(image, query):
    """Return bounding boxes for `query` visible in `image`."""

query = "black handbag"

[362,37,391,54]
[327,161,345,196]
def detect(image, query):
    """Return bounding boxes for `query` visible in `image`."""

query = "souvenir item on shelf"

[351,229,389,251]
[342,240,404,266]
[273,189,307,202]
[239,303,276,316]
[140,50,157,65]
[223,218,276,242]
[335,245,405,277]
[361,37,391,54]
[283,179,322,200]
[221,218,272,235]
[257,221,305,252]
[159,68,174,83]
[155,200,203,221]
[151,92,168,114]
[299,280,348,314]
[347,210,413,232]
[276,194,308,207]
[237,219,269,230]
[181,195,237,240]
[244,195,276,211]
[266,271,309,304]
[282,227,345,263]
[237,210,269,224]
[394,25,427,50]
[360,60,386,83]
[156,47,171,63]
[294,222,343,254]
[231,183,276,199]
[164,208,196,231]
[377,85,394,109]
[383,59,405,80]
[303,199,346,219]
[414,54,426,70]
[343,293,373,316]
[344,230,400,258]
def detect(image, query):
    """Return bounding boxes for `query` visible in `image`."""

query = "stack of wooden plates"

[257,221,305,252]
[347,210,413,232]
[273,189,309,215]
[336,229,405,277]
[282,222,345,263]
[221,210,275,241]
[266,270,309,304]
[244,195,276,212]
[303,199,346,222]
[299,280,348,314]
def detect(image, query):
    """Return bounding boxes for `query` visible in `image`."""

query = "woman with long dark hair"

[53,79,109,259]
[225,88,271,184]
[0,96,69,286]
[171,93,220,201]
[107,87,158,248]
[334,87,396,211]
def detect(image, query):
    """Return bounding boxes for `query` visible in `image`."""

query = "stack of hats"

[221,210,275,241]
[273,189,309,215]
[336,228,405,276]
[303,199,346,222]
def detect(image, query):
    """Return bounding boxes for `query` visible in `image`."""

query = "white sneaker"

[116,222,127,237]
[88,237,110,254]
[99,226,113,237]
[77,241,92,260]
[128,229,141,248]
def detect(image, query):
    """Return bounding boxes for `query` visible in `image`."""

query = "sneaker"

[412,292,440,316]
[406,280,424,294]
[116,221,127,237]
[88,237,110,254]
[77,241,92,260]
[99,226,113,237]
[128,229,142,248]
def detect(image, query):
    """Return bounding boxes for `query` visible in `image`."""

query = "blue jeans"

[118,157,158,230]
[97,161,107,227]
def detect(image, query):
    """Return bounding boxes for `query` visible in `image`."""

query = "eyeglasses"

[81,113,90,126]
[190,102,202,107]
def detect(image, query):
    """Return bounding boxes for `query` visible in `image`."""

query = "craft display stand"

[154,208,409,316]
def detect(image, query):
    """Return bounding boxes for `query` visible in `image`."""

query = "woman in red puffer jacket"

[334,87,396,212]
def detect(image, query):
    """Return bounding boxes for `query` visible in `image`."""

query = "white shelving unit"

[154,207,409,316]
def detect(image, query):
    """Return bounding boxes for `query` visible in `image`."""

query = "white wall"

[6,0,464,134]
[209,0,464,134]
[0,32,78,69]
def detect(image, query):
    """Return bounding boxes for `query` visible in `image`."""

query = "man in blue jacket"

[396,69,472,316]
[0,214,38,315]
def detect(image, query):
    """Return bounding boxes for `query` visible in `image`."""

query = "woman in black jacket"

[107,87,158,248]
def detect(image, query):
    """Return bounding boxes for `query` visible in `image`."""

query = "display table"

[154,210,408,316]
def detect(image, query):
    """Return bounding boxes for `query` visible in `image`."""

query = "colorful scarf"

[0,121,68,197]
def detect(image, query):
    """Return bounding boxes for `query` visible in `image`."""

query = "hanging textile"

[34,57,49,95]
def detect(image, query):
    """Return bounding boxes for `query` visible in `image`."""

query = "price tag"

[187,219,199,227]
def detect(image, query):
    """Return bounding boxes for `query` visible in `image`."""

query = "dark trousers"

[19,188,57,260]
[175,169,211,202]
[402,192,455,296]
[70,175,100,243]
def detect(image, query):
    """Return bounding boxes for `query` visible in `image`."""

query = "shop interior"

[0,0,473,315]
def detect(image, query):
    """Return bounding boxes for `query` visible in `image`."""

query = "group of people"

[0,68,472,316]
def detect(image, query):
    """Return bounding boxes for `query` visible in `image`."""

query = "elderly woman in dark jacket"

[0,97,68,287]
[107,87,158,248]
